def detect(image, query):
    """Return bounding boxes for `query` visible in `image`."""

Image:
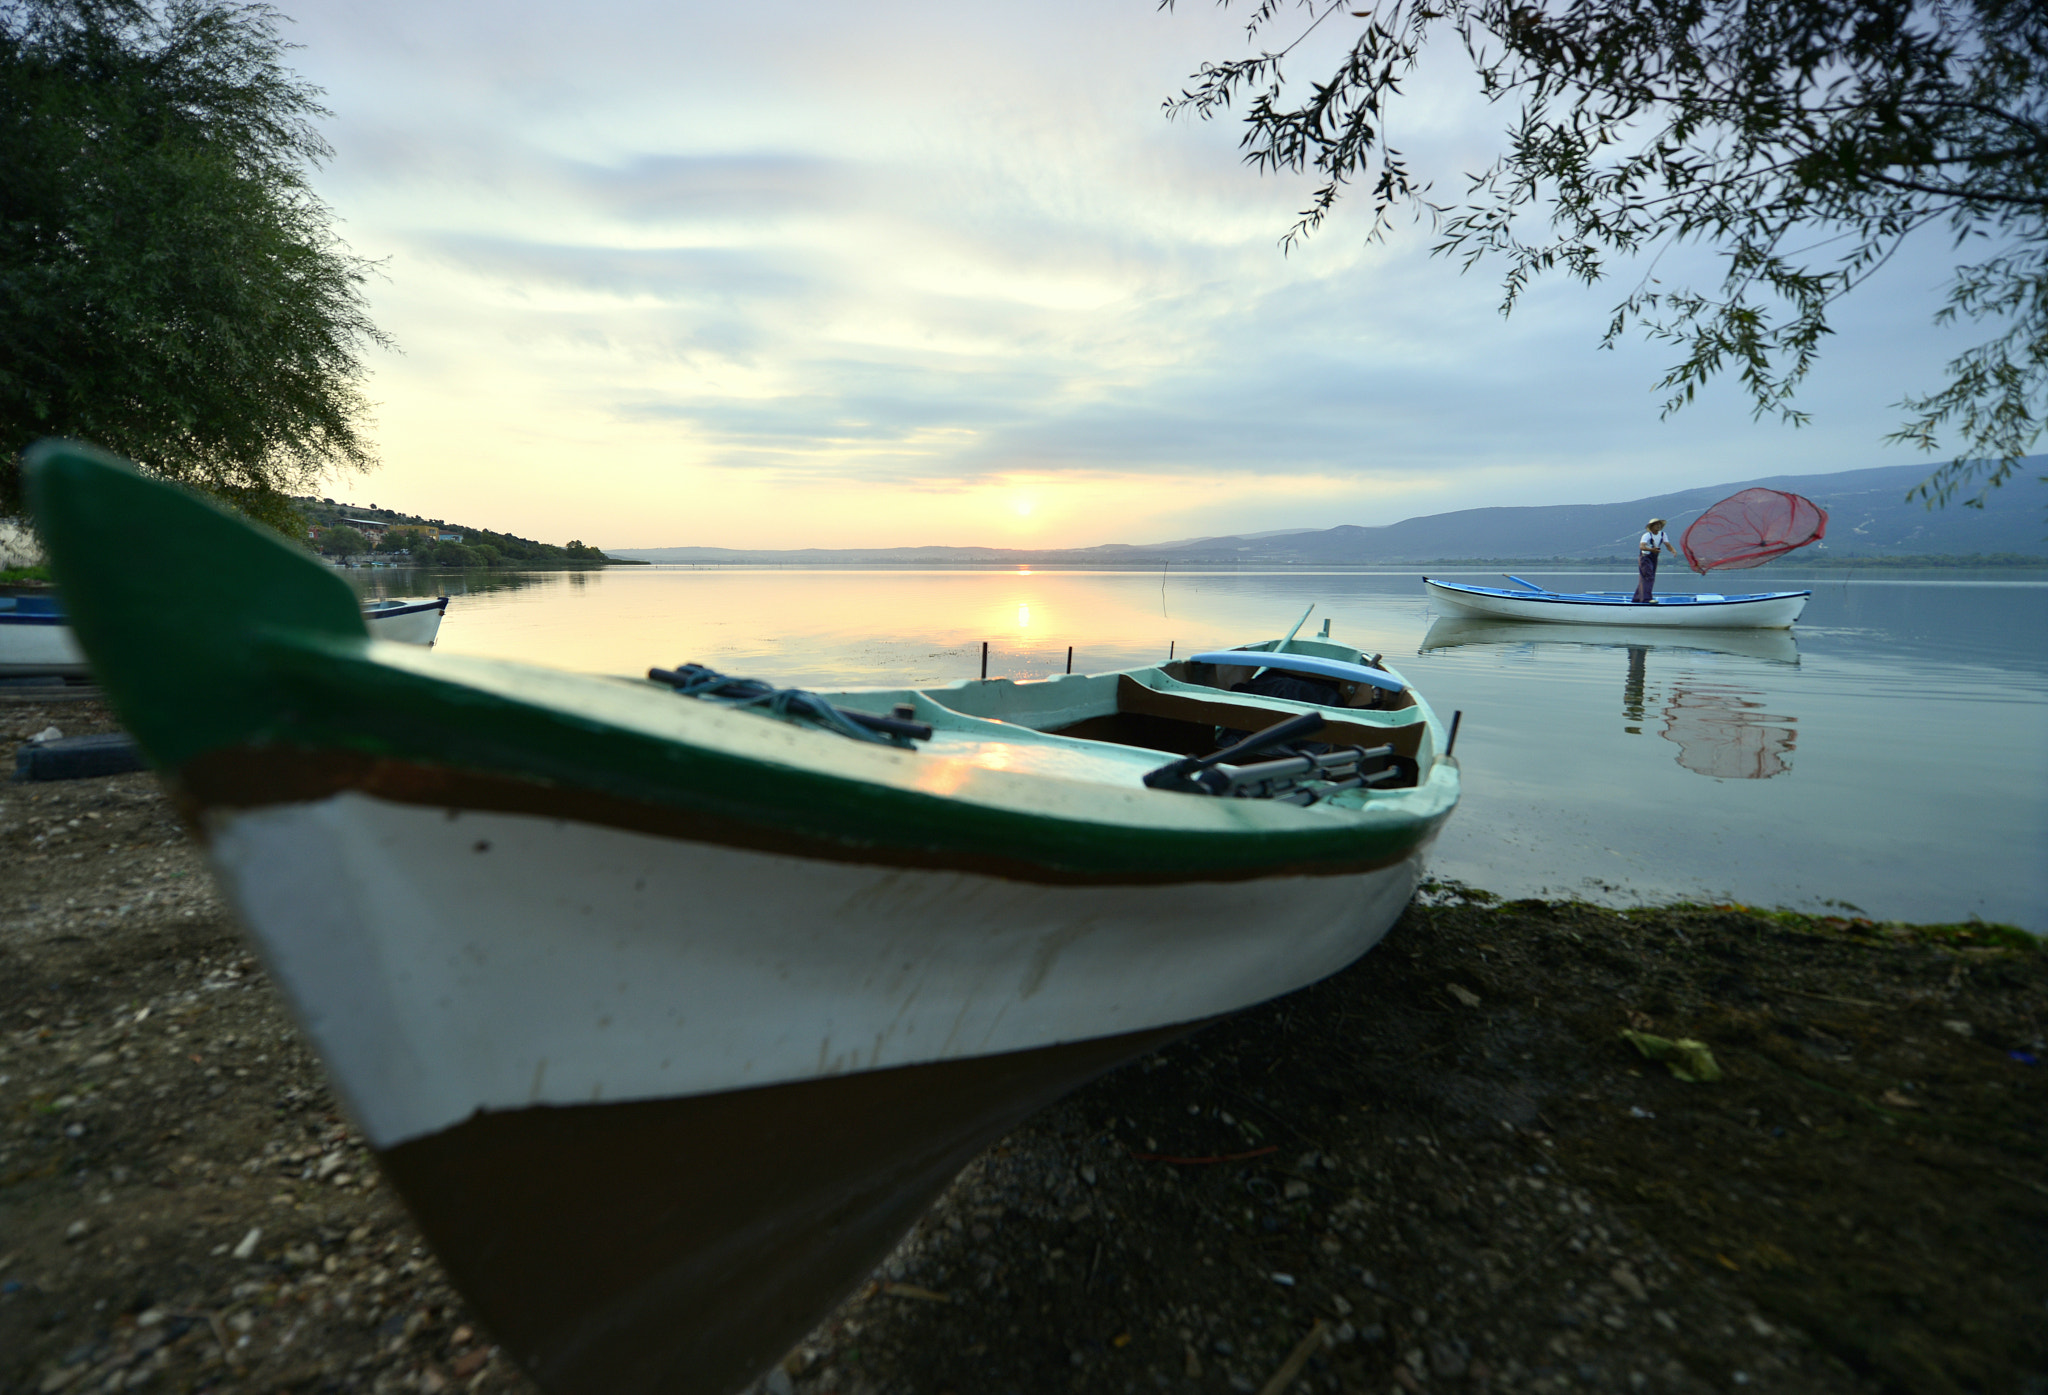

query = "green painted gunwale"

[25,441,1458,880]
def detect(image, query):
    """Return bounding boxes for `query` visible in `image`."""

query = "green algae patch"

[1019,889,2047,1395]
[1620,1030,1724,1082]
[1399,894,2047,1393]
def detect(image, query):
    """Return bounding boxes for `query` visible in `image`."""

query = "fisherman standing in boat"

[1633,517,1677,603]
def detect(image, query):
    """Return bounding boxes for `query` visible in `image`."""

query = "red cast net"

[1680,489,1828,573]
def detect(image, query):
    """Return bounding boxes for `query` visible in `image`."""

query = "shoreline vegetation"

[294,497,636,571]
[2,695,2041,1395]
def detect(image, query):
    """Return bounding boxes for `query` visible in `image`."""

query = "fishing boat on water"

[1424,575,1811,628]
[1423,487,1830,629]
[27,441,1461,1395]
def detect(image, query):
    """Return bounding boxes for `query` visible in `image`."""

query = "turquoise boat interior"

[799,635,1435,806]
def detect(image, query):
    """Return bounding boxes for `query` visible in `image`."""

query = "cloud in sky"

[279,0,1980,548]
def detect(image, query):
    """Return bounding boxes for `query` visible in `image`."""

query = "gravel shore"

[4,695,2042,1395]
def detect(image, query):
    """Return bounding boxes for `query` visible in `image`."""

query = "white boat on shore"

[1424,575,1809,628]
[0,591,447,677]
[0,594,90,677]
[29,440,1461,1395]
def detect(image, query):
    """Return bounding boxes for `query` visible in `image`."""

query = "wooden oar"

[1141,710,1327,793]
[1277,603,1316,649]
[1251,604,1317,680]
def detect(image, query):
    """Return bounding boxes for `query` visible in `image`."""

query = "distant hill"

[297,497,623,565]
[613,460,2048,566]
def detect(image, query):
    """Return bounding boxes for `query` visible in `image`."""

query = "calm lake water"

[345,566,2048,933]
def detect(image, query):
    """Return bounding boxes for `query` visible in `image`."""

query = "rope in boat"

[646,663,932,748]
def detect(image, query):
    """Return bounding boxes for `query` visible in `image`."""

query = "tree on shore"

[314,524,365,557]
[1163,0,2046,502]
[1,0,389,532]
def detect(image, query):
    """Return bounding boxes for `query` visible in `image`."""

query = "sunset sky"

[283,0,1978,550]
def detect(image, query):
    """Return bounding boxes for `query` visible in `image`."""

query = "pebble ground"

[3,693,2042,1395]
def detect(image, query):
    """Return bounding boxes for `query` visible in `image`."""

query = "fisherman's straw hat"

[1647,517,1667,529]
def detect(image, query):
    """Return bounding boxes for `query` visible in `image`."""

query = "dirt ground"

[3,694,2043,1395]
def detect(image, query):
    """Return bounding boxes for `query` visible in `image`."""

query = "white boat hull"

[1425,579,1808,628]
[0,614,90,677]
[1,595,444,675]
[362,597,446,645]
[25,434,1463,1395]
[207,789,1433,1151]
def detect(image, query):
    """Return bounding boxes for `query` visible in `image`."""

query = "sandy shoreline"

[3,695,2042,1395]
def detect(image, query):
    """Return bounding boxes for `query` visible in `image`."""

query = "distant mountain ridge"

[612,460,2047,565]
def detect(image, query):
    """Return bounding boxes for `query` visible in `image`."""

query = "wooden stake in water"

[980,641,988,680]
[1065,645,1073,674]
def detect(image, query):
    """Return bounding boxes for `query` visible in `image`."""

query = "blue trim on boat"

[1,596,66,620]
[1189,650,1407,693]
[1426,579,1810,607]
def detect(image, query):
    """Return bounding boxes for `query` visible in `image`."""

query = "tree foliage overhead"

[1164,0,2048,502]
[0,0,389,529]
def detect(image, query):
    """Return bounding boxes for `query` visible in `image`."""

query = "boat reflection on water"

[1421,617,1801,666]
[1659,679,1798,779]
[1421,618,1801,779]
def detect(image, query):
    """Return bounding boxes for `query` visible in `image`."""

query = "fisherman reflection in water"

[1633,517,1677,603]
[1623,645,1648,732]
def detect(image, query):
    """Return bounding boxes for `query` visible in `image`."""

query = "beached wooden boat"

[27,441,1460,1395]
[1424,574,1810,628]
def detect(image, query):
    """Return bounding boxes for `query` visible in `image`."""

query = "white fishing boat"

[28,440,1462,1395]
[362,595,448,644]
[1424,574,1809,628]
